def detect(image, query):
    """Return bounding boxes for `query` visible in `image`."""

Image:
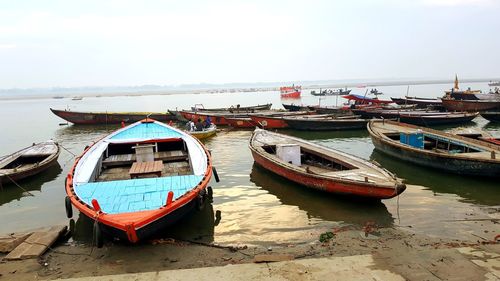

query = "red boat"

[65,119,215,246]
[225,117,257,128]
[280,85,301,98]
[249,129,406,199]
[179,111,234,126]
[250,115,289,129]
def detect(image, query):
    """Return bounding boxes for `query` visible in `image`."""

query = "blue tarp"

[110,122,182,140]
[75,175,203,214]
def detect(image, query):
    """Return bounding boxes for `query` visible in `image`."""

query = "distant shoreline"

[0,78,497,101]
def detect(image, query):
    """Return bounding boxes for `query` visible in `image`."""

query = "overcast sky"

[0,0,498,88]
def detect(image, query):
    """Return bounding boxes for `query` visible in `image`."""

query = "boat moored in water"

[0,141,60,186]
[187,124,217,140]
[50,108,176,125]
[65,119,214,245]
[249,129,406,199]
[441,98,500,112]
[282,115,368,131]
[191,103,272,112]
[480,111,500,123]
[368,119,500,177]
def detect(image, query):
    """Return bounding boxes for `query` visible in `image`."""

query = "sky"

[0,0,499,88]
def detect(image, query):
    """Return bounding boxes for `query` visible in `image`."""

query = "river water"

[0,82,498,246]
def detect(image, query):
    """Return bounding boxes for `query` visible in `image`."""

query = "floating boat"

[0,141,60,186]
[312,106,351,115]
[489,81,500,87]
[343,94,392,105]
[282,103,310,112]
[450,128,500,146]
[187,124,217,140]
[480,111,500,122]
[191,103,272,112]
[72,96,83,101]
[282,115,368,131]
[50,108,176,125]
[391,96,442,108]
[249,129,406,199]
[311,88,351,96]
[441,98,500,112]
[65,119,215,245]
[368,119,500,177]
[280,85,301,98]
[397,112,478,126]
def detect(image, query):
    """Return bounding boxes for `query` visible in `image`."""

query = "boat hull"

[250,150,402,199]
[250,116,289,129]
[226,118,256,128]
[193,103,272,112]
[397,113,478,126]
[51,108,176,125]
[441,99,500,112]
[284,118,368,131]
[480,111,500,122]
[280,91,301,98]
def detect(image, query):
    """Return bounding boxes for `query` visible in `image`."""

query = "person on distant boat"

[186,119,195,131]
[204,116,212,128]
[195,118,204,131]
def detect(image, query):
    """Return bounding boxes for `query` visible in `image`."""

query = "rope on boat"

[0,173,35,196]
[59,144,77,157]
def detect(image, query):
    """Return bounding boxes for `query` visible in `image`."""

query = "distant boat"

[488,81,500,87]
[249,128,406,199]
[50,108,176,125]
[187,124,217,140]
[72,96,83,101]
[368,119,500,177]
[441,98,500,112]
[311,88,351,96]
[280,85,301,98]
[391,96,442,108]
[282,103,309,112]
[0,141,60,186]
[191,103,272,112]
[65,119,214,246]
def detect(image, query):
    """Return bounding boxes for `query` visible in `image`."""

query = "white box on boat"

[276,144,301,166]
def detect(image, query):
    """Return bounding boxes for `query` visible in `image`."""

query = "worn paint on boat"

[368,120,500,177]
[50,108,176,125]
[249,129,406,199]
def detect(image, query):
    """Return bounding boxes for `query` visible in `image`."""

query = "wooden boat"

[282,103,310,111]
[250,115,289,129]
[480,111,500,122]
[0,141,60,186]
[368,119,500,177]
[65,119,214,245]
[50,108,176,125]
[391,96,442,108]
[343,94,392,105]
[283,115,368,131]
[312,106,351,115]
[450,128,500,146]
[225,117,257,128]
[397,112,478,126]
[188,124,217,140]
[249,129,406,199]
[191,103,272,112]
[311,88,351,96]
[441,98,500,112]
[280,85,301,98]
[489,81,500,87]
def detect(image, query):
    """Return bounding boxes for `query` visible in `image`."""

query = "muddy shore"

[1,219,498,280]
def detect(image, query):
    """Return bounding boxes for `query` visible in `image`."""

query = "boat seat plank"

[22,145,58,156]
[74,175,203,214]
[102,150,188,167]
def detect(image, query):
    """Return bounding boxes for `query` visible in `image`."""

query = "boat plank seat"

[74,175,203,214]
[129,161,163,179]
[102,150,188,167]
[22,144,58,156]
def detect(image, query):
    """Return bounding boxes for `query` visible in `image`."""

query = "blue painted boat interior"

[74,175,203,214]
[110,122,182,140]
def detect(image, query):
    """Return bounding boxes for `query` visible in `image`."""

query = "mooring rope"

[0,173,35,196]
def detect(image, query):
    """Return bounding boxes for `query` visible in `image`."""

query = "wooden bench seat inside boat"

[102,150,188,167]
[74,175,203,214]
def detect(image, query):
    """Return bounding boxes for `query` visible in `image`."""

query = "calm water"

[0,82,499,245]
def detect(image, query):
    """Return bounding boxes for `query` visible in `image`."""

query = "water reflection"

[71,201,216,245]
[370,150,499,206]
[249,164,394,227]
[0,163,62,206]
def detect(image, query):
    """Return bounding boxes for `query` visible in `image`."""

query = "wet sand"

[1,220,499,280]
